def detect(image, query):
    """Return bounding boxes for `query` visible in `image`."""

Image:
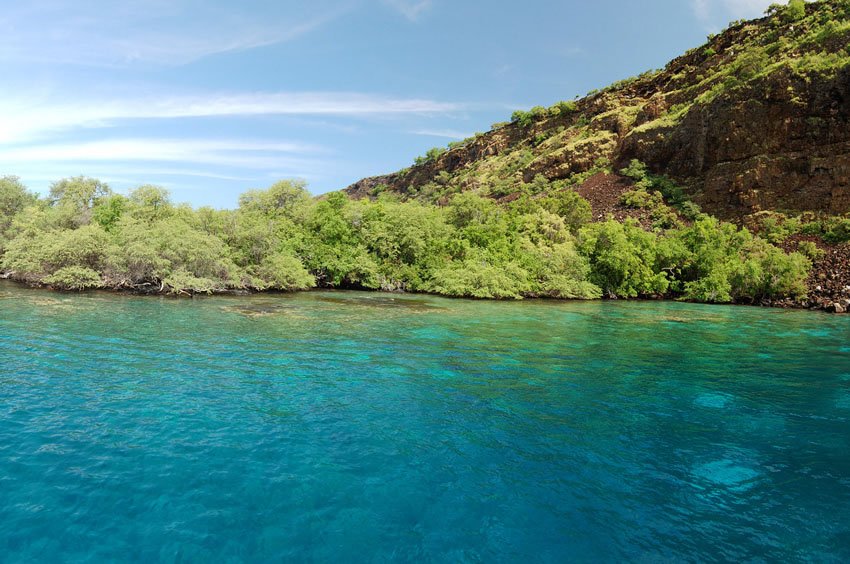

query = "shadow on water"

[313,292,445,311]
[219,303,302,318]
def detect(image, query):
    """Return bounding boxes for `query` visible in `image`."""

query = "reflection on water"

[1,280,849,561]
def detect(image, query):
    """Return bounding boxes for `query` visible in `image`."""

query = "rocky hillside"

[346,0,850,221]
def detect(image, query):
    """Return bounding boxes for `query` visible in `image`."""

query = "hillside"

[344,0,850,310]
[347,0,849,217]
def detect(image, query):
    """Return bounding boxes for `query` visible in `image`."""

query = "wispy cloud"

[0,91,461,144]
[0,1,349,67]
[0,138,321,170]
[0,138,329,196]
[381,0,433,21]
[5,167,254,186]
[411,129,471,140]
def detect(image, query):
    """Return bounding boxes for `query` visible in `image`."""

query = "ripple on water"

[1,283,850,561]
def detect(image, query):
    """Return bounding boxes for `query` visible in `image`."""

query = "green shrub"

[729,239,810,301]
[529,242,601,299]
[511,106,548,127]
[427,256,531,299]
[801,216,850,243]
[787,0,806,21]
[540,190,592,233]
[679,201,703,221]
[620,189,661,209]
[578,220,670,298]
[549,100,578,117]
[254,252,315,291]
[677,217,809,302]
[621,160,687,206]
[620,159,649,181]
[752,212,801,244]
[797,240,824,260]
[414,147,447,166]
[43,266,103,291]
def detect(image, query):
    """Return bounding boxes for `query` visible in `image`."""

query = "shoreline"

[2,277,845,315]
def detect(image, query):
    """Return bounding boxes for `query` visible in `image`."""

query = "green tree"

[49,176,110,208]
[2,224,109,288]
[787,0,806,21]
[128,185,173,222]
[92,194,128,232]
[302,192,378,288]
[48,176,112,228]
[539,190,592,233]
[427,251,532,299]
[0,176,35,251]
[238,180,311,220]
[578,220,670,298]
[106,217,244,294]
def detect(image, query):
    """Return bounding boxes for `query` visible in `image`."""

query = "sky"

[0,0,780,208]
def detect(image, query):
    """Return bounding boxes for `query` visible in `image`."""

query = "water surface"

[1,281,849,561]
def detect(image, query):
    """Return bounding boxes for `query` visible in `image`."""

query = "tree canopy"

[0,176,810,303]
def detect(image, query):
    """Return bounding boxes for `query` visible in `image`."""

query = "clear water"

[1,281,850,562]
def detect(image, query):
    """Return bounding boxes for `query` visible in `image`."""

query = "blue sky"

[0,0,778,207]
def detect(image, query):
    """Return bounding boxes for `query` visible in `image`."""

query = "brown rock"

[825,302,846,313]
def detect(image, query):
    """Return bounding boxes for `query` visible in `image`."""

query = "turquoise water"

[1,281,850,562]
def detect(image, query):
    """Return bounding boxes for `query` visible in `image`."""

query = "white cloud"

[381,0,433,21]
[0,1,349,67]
[0,91,461,144]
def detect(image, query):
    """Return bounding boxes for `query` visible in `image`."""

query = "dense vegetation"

[0,174,810,303]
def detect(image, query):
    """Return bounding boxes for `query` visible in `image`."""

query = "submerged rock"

[221,303,293,318]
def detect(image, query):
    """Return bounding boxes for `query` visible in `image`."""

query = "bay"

[1,281,849,562]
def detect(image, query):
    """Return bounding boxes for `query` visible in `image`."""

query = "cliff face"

[345,0,850,222]
[624,66,850,217]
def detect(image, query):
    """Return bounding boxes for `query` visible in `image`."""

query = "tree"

[578,220,670,298]
[676,217,809,302]
[302,192,378,288]
[49,176,111,210]
[787,0,806,21]
[128,185,172,222]
[2,224,109,288]
[238,180,311,220]
[254,251,314,291]
[0,176,35,251]
[106,217,244,294]
[427,251,532,299]
[48,176,112,228]
[540,190,592,233]
[92,194,128,232]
